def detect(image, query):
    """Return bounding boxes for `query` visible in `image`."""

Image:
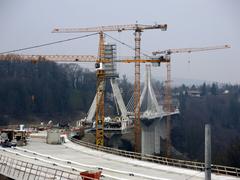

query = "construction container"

[80,171,101,180]
[46,129,61,144]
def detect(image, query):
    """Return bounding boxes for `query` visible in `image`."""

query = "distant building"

[223,90,229,94]
[187,90,201,97]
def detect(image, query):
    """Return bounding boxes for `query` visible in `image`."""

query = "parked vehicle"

[1,140,16,148]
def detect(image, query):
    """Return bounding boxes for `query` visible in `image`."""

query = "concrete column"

[141,122,155,155]
[159,118,167,139]
[158,118,168,154]
[205,124,211,180]
[154,120,160,154]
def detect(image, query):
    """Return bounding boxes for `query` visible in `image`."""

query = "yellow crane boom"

[0,54,168,64]
[0,54,97,62]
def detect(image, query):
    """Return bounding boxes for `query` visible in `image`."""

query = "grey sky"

[0,0,239,84]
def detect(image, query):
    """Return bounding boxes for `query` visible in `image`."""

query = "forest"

[0,57,239,168]
[0,56,96,125]
[171,83,240,168]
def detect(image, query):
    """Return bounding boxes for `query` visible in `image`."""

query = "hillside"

[172,85,240,168]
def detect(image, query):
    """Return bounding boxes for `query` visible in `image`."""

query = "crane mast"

[95,32,105,146]
[164,61,171,157]
[134,28,141,152]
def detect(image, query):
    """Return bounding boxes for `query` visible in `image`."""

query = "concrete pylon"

[110,78,128,118]
[140,65,162,114]
[140,65,163,155]
[86,81,105,123]
[86,78,128,123]
[86,43,128,123]
[137,65,179,155]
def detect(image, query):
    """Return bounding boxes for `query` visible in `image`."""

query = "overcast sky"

[0,0,239,84]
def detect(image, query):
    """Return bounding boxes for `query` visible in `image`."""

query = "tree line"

[0,56,96,124]
[0,55,133,125]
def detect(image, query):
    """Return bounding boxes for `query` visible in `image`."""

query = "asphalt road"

[6,137,236,180]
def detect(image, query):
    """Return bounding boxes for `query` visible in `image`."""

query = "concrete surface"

[0,137,236,180]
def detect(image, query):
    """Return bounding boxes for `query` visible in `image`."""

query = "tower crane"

[1,47,169,149]
[152,44,230,157]
[52,24,167,152]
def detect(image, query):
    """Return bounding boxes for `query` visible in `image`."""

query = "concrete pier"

[108,134,122,149]
[141,119,157,154]
[139,65,178,155]
[141,117,169,155]
[154,120,160,154]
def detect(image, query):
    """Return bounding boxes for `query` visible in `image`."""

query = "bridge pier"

[154,120,160,154]
[141,117,169,155]
[106,133,122,149]
[159,118,167,140]
[141,120,156,155]
[128,65,179,155]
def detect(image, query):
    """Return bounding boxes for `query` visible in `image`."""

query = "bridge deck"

[0,137,238,180]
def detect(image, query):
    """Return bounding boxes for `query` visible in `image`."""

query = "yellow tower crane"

[52,24,167,152]
[2,51,169,148]
[152,44,230,157]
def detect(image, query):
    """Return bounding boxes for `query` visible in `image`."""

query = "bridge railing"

[70,137,240,177]
[0,154,84,180]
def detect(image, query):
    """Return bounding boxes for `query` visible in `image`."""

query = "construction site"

[0,1,240,180]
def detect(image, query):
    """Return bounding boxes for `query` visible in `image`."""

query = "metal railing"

[0,154,83,180]
[70,137,240,177]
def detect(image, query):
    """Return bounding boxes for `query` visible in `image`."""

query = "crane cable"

[0,32,152,58]
[0,33,99,55]
[104,33,152,58]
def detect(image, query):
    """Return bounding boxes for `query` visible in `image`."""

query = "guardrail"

[70,137,240,177]
[0,154,83,180]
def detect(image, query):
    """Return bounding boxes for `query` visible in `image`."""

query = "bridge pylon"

[139,65,179,155]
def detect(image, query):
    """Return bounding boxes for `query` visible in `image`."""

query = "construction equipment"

[152,44,230,157]
[0,54,167,64]
[52,24,167,152]
[1,50,169,148]
[152,45,230,55]
[94,32,105,145]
